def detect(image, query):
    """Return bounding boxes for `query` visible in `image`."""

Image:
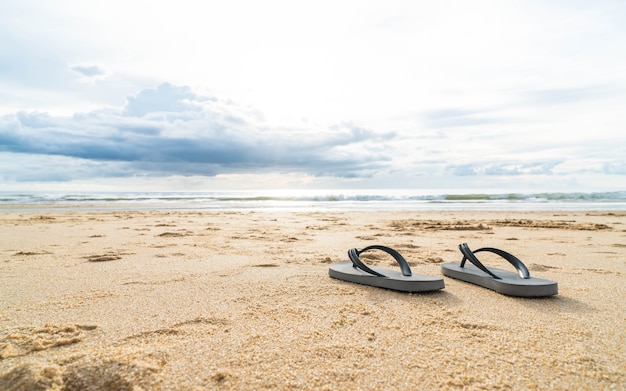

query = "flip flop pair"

[329,243,558,297]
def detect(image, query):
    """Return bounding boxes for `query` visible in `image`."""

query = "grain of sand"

[0,210,625,390]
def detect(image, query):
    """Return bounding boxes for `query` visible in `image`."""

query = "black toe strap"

[348,245,413,277]
[458,243,530,279]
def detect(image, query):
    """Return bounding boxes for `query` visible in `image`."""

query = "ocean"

[1,190,626,211]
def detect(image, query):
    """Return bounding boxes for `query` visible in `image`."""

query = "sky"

[1,0,625,193]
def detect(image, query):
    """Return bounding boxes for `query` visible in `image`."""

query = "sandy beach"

[0,209,624,390]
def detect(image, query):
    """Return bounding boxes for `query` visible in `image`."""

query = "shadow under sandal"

[328,245,445,292]
[441,243,558,297]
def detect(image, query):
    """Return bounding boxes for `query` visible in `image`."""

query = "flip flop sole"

[329,262,444,292]
[441,263,558,297]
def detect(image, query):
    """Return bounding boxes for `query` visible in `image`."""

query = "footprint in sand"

[13,251,52,256]
[157,232,189,237]
[576,268,621,276]
[422,257,445,264]
[62,360,160,391]
[0,355,164,391]
[0,362,63,390]
[355,236,377,241]
[85,253,122,262]
[529,263,561,272]
[388,220,492,231]
[0,323,97,360]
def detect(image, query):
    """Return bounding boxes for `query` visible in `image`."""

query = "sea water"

[1,190,626,211]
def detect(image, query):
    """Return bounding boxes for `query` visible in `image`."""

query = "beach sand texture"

[0,210,625,390]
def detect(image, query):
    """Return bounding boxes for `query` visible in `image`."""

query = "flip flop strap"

[348,245,413,277]
[473,247,530,279]
[459,243,500,279]
[458,243,530,279]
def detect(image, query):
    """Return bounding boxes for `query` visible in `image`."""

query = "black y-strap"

[348,245,413,278]
[458,243,531,279]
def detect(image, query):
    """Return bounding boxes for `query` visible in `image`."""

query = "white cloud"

[0,0,625,191]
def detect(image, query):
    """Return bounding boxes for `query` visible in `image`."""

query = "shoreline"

[2,189,626,213]
[1,209,624,389]
[3,203,626,214]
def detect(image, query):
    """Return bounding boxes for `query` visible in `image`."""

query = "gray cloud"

[71,65,106,77]
[0,84,395,181]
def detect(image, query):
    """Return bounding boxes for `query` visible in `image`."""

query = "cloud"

[603,162,626,175]
[0,84,396,182]
[448,161,561,176]
[123,83,211,117]
[71,65,106,78]
[422,109,504,128]
[1,78,624,191]
[523,84,625,106]
[1,1,625,191]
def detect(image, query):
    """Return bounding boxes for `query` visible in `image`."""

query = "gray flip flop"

[441,243,558,297]
[329,245,445,292]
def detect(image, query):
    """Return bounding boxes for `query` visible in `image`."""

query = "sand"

[0,209,624,390]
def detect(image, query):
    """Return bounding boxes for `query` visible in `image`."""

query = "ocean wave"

[1,190,626,211]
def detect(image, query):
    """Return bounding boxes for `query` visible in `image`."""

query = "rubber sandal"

[329,245,445,292]
[441,243,558,297]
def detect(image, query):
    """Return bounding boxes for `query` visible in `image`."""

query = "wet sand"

[1,209,625,390]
